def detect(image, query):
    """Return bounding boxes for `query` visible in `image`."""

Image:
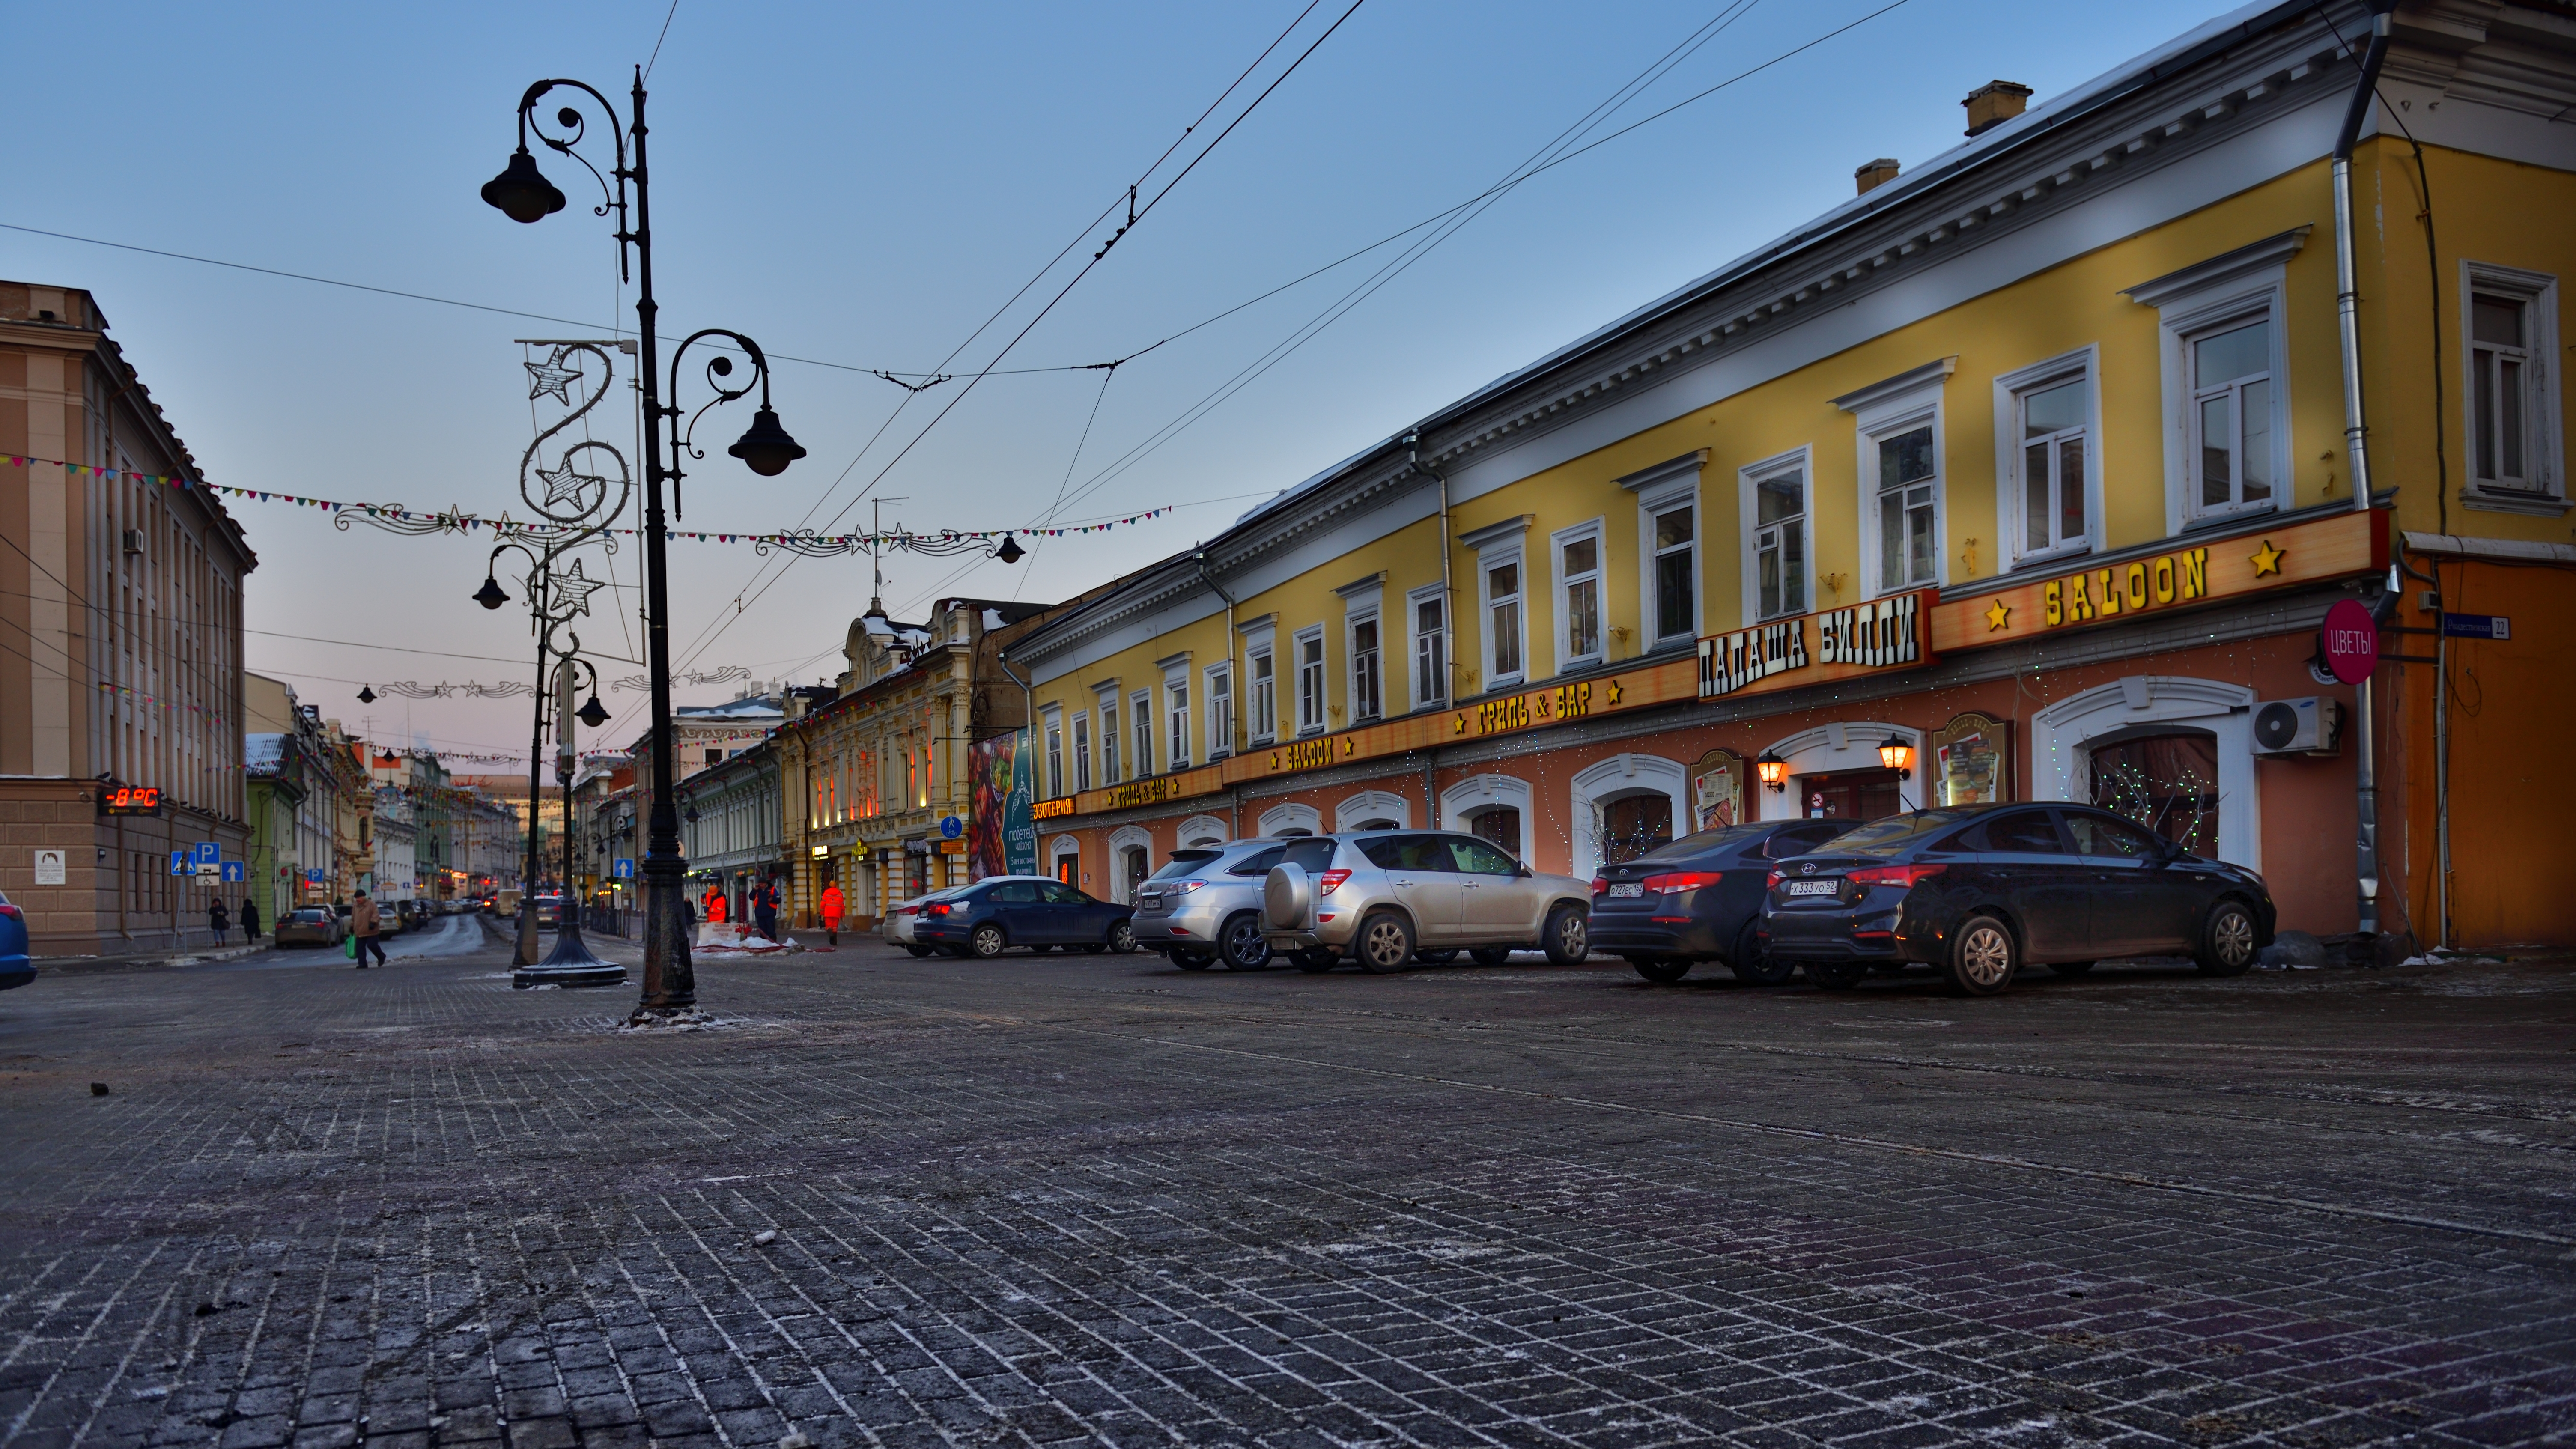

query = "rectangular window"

[1130,691,1154,778]
[2018,375,2089,557]
[1350,614,1381,722]
[1753,467,1807,619]
[1099,698,1120,785]
[1044,714,1064,798]
[2474,292,2531,488]
[1166,679,1190,769]
[2457,262,2561,510]
[1558,529,1602,665]
[1072,715,1092,793]
[1412,592,1446,706]
[2190,316,2275,515]
[1249,646,1276,742]
[1875,425,1939,590]
[1206,665,1233,758]
[1486,557,1524,682]
[1295,629,1326,733]
[1651,502,1694,644]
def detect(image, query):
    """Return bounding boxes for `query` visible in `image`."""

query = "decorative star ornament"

[537,455,604,511]
[1985,598,2012,632]
[525,347,583,405]
[550,558,606,618]
[1605,680,1624,706]
[2248,538,2285,577]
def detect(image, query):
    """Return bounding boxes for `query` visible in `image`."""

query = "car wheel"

[1541,906,1588,965]
[1172,950,1215,971]
[904,944,934,958]
[1292,948,1337,973]
[2051,960,2095,976]
[1355,912,1415,973]
[969,924,1008,959]
[1727,921,1797,986]
[1106,920,1138,955]
[1629,957,1691,984]
[1805,959,1867,990]
[2195,900,2258,976]
[1946,914,2019,996]
[1218,913,1271,971]
[1415,949,1460,965]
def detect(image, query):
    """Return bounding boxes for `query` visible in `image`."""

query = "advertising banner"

[969,730,1037,880]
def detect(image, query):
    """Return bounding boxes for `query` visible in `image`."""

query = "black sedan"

[912,876,1138,958]
[1591,819,1850,984]
[1760,803,2275,996]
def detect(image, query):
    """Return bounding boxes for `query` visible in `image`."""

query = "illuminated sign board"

[100,785,163,816]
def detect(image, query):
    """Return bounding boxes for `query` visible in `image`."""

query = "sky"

[4,0,2246,765]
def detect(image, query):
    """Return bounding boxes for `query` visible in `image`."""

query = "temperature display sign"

[101,785,163,816]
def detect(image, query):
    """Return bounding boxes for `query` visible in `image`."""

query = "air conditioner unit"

[2251,696,2342,756]
[121,529,145,557]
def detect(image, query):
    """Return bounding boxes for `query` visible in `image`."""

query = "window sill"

[2460,488,2571,518]
[2006,544,2093,573]
[2181,503,2278,533]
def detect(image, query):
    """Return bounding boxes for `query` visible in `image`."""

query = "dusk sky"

[7,0,2240,763]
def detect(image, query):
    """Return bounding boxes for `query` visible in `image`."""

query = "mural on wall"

[969,730,1036,879]
[1689,749,1743,832]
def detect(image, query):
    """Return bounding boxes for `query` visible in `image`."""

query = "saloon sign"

[1699,591,1929,699]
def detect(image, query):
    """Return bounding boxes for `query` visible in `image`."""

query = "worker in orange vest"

[818,880,846,946]
[704,885,728,924]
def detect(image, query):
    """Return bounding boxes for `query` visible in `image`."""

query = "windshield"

[1630,823,1771,863]
[1148,851,1222,882]
[1813,807,1985,855]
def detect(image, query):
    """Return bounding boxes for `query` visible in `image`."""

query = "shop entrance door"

[1799,768,1903,823]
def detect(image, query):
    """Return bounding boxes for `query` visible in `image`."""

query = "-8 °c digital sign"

[100,785,163,816]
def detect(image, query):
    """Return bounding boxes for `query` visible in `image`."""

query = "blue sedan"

[0,887,33,991]
[912,876,1137,959]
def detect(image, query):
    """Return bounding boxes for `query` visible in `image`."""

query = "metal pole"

[517,566,549,966]
[2330,3,2393,945]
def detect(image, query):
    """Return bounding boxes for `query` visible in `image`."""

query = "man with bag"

[349,890,388,969]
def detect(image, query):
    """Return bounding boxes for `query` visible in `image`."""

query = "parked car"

[0,887,33,991]
[274,906,346,949]
[531,894,564,929]
[495,889,522,920]
[912,877,1136,958]
[881,889,967,957]
[1133,838,1288,970]
[1261,830,1593,973]
[1760,803,2275,996]
[1590,819,1852,984]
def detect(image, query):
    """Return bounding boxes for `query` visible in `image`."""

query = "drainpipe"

[1404,432,1455,705]
[2332,2,2393,943]
[1193,549,1238,755]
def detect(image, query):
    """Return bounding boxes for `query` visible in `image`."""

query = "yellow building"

[1013,3,2576,952]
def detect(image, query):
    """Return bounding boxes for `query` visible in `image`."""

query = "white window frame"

[1550,517,1607,672]
[1838,358,1953,598]
[1406,581,1448,710]
[1130,689,1154,778]
[1094,686,1121,786]
[1164,680,1190,772]
[1622,453,1703,650]
[2126,228,2304,535]
[1203,661,1234,759]
[1461,516,1532,691]
[1071,710,1093,793]
[1042,706,1064,799]
[1737,446,1813,624]
[1292,625,1328,735]
[1993,346,2102,569]
[1335,574,1386,725]
[1243,625,1278,745]
[2459,260,2565,515]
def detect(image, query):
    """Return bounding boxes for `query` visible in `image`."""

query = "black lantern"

[1755,749,1787,792]
[577,693,611,730]
[725,405,806,477]
[993,533,1026,565]
[473,574,511,610]
[1877,734,1914,779]
[358,684,378,704]
[480,147,566,224]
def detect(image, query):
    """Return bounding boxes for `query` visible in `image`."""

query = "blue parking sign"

[169,850,189,875]
[194,841,220,866]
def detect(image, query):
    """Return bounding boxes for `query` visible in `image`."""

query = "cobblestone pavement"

[3,921,2572,1449]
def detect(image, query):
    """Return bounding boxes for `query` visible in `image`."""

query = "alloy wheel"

[1220,914,1271,970]
[1360,915,1412,972]
[2213,909,2254,967]
[1956,922,2014,990]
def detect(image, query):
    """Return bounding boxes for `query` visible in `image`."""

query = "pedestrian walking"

[818,880,845,947]
[208,899,230,944]
[349,891,388,968]
[753,877,780,942]
[240,896,260,943]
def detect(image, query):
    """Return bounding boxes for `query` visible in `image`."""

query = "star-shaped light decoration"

[2248,538,2285,577]
[536,454,605,511]
[525,347,583,405]
[549,558,606,618]
[1985,598,2012,632]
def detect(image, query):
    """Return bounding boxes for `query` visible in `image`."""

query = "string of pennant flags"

[4,454,1171,544]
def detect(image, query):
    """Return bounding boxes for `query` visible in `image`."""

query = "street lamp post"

[484,72,802,1019]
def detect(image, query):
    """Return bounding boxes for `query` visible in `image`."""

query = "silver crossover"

[1261,830,1593,973]
[1132,838,1289,970]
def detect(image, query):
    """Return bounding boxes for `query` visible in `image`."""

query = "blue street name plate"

[2440,613,2510,640]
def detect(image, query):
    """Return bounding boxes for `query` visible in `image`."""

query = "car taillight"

[1590,877,1610,897]
[1317,870,1351,896]
[927,903,951,916]
[1765,869,1785,890]
[897,906,918,917]
[0,903,18,919]
[1846,864,1947,888]
[1177,880,1205,892]
[1643,870,1723,894]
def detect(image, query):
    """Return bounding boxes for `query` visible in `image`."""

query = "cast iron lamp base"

[512,920,627,990]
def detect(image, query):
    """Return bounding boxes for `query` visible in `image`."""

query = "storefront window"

[2090,730,2220,853]
[1597,793,1672,867]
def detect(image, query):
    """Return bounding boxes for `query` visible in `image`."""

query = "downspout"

[1406,432,1452,829]
[1193,550,1238,756]
[2332,3,2393,943]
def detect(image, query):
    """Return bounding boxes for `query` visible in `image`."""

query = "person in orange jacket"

[704,885,728,924]
[817,880,845,946]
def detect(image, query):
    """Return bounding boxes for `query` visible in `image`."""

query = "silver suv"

[1133,838,1288,971]
[1261,830,1593,973]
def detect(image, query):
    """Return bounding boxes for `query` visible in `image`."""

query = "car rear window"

[1814,807,1984,855]
[1632,824,1769,862]
[1280,838,1339,873]
[1148,851,1222,881]
[1227,846,1286,877]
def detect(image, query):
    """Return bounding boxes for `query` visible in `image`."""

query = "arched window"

[1597,793,1672,867]
[2089,728,2221,853]
[1466,806,1521,857]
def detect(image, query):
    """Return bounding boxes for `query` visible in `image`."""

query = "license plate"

[1785,880,1839,897]
[1607,882,1645,898]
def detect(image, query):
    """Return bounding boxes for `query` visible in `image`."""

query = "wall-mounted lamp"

[1755,750,1788,793]
[1877,734,1914,778]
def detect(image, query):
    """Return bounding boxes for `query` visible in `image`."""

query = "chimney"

[1854,158,1901,195]
[1963,80,2032,137]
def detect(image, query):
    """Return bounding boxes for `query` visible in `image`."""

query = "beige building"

[1,280,256,957]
